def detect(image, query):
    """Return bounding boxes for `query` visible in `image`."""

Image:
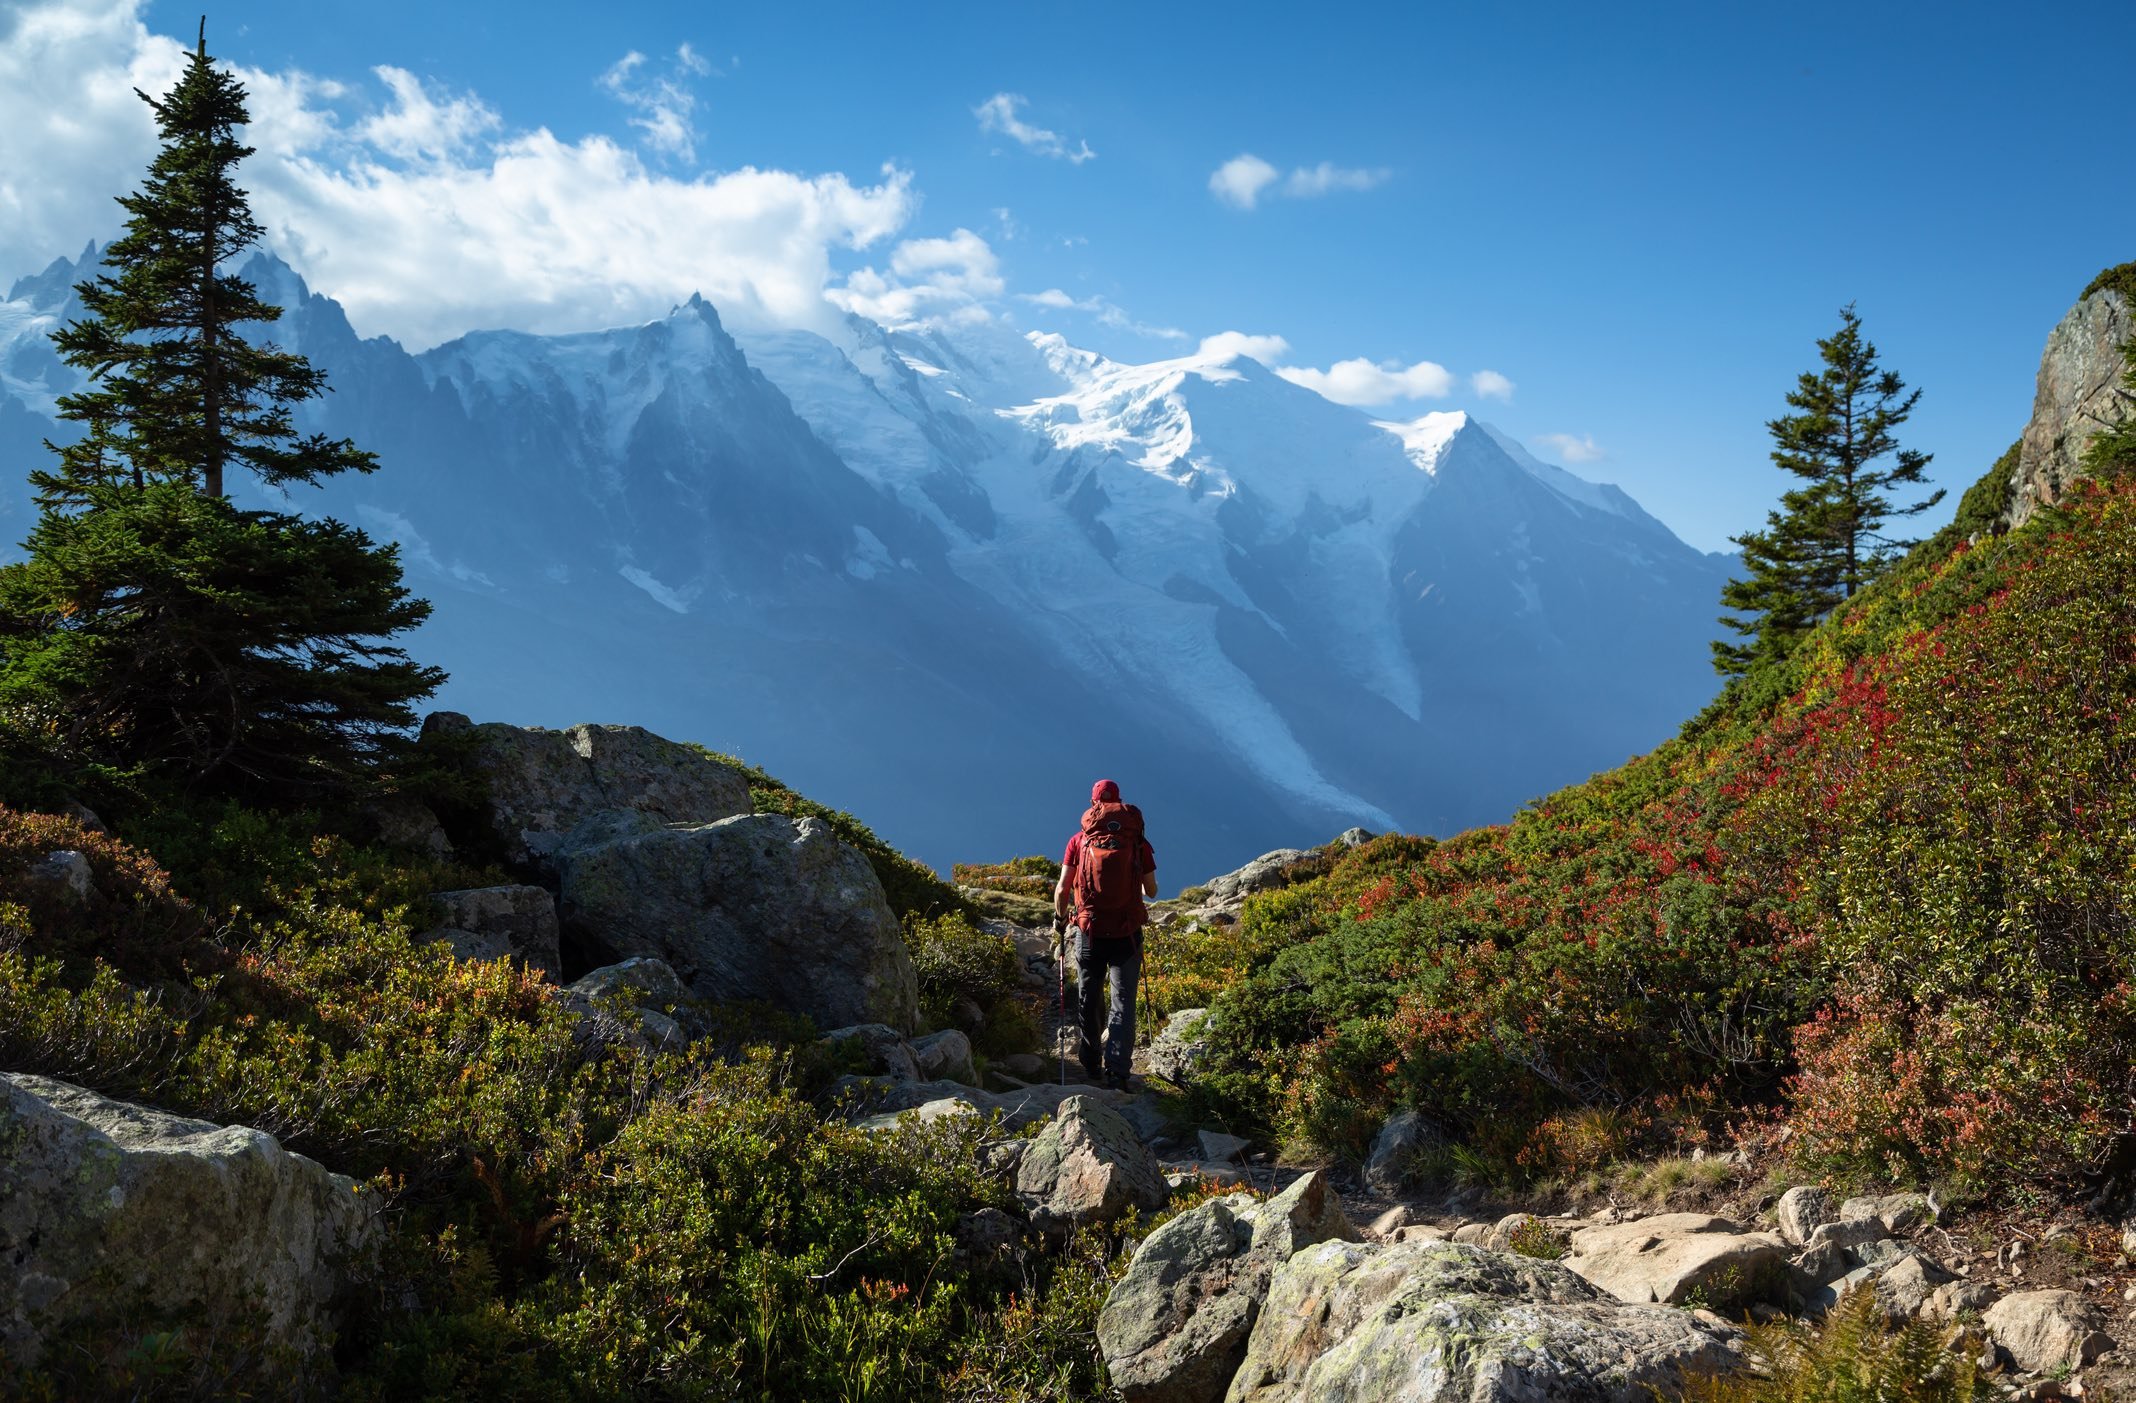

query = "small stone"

[1366,1205,1412,1238]
[1196,1129,1249,1164]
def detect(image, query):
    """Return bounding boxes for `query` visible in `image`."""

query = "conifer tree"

[0,25,442,799]
[1715,306,1944,675]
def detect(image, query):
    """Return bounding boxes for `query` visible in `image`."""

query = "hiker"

[1052,778,1158,1090]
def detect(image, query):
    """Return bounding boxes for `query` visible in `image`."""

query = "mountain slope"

[1152,269,2136,1192]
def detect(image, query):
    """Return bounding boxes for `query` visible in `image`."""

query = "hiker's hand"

[1051,914,1067,938]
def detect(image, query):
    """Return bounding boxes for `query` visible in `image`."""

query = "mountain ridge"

[0,244,1732,875]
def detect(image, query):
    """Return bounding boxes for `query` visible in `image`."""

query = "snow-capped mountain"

[0,247,1733,876]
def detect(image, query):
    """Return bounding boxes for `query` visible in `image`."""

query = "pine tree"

[0,25,442,799]
[1715,306,1944,676]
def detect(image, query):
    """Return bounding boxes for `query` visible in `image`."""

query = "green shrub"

[1172,475,2136,1194]
[950,855,1059,899]
[906,911,1022,1035]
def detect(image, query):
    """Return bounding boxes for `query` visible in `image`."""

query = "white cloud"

[1209,154,1280,210]
[1017,288,1187,341]
[358,67,498,162]
[1282,161,1391,198]
[0,0,922,348]
[0,0,185,277]
[1198,331,1291,364]
[1276,357,1453,405]
[974,93,1095,164]
[1470,369,1515,401]
[1534,432,1605,464]
[1210,152,1390,210]
[599,45,712,161]
[829,227,1002,327]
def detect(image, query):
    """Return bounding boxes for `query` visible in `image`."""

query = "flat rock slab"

[0,1073,376,1374]
[1563,1213,1788,1307]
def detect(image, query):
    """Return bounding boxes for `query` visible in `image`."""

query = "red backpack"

[1075,801,1146,938]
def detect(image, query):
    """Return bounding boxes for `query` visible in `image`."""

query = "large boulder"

[1228,1239,1746,1403]
[421,884,562,975]
[559,812,919,1033]
[1014,1094,1168,1234]
[1983,1290,2116,1376]
[1562,1213,1788,1308]
[0,1073,376,1375]
[1099,1170,1357,1403]
[2004,283,2135,530]
[427,713,752,873]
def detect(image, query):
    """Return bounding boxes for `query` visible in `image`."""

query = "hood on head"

[1091,778,1120,804]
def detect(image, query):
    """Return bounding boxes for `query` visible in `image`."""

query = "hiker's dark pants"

[1076,933,1141,1078]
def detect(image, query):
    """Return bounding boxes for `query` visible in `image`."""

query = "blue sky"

[5,0,2133,550]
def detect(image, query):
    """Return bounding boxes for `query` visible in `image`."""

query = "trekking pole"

[1053,917,1067,1088]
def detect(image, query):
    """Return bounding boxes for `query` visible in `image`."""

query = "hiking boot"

[1104,1071,1138,1093]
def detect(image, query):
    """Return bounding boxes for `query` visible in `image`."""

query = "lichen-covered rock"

[1148,1008,1215,1085]
[559,956,707,1050]
[558,812,919,1033]
[0,1073,376,1374]
[423,884,562,975]
[1228,1239,1746,1403]
[1364,1108,1439,1196]
[1015,1094,1168,1234]
[2005,286,2135,530]
[1984,1290,2116,1376]
[1099,1170,1357,1403]
[1562,1213,1787,1307]
[845,1076,1129,1133]
[430,713,752,873]
[1776,1185,1835,1246]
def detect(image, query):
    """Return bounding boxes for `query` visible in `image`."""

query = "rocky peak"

[2003,274,2134,530]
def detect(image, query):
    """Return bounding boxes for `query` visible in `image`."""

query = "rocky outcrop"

[1014,1095,1168,1234]
[1204,849,1312,906]
[1099,1170,1357,1403]
[559,811,919,1033]
[421,884,562,975]
[1984,1290,2116,1375]
[0,1073,376,1374]
[1561,1213,1787,1308]
[1228,1239,1746,1403]
[2004,285,2134,530]
[425,712,752,873]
